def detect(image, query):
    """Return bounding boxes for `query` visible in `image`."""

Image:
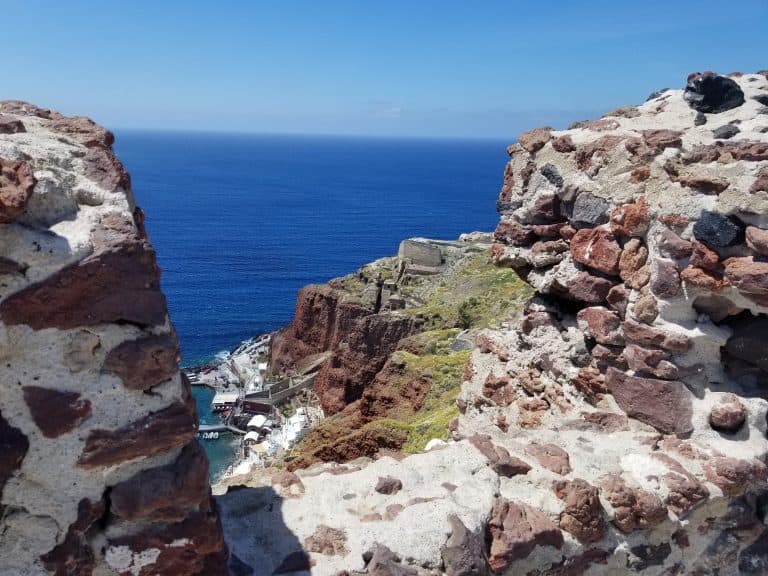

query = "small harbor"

[185,332,325,481]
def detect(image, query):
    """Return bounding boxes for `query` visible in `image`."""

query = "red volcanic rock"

[572,367,608,404]
[570,228,622,275]
[0,116,25,134]
[576,307,623,346]
[563,271,615,303]
[103,333,180,391]
[494,218,536,247]
[110,441,210,522]
[525,443,571,475]
[482,372,515,406]
[83,146,131,191]
[50,115,115,148]
[659,214,689,231]
[518,127,552,153]
[487,499,563,572]
[703,457,767,496]
[531,223,564,238]
[22,386,91,438]
[78,401,197,468]
[259,283,414,415]
[622,344,678,380]
[41,498,105,576]
[680,266,729,291]
[530,240,569,268]
[375,476,403,495]
[650,259,681,298]
[553,479,606,544]
[724,256,768,296]
[654,453,710,517]
[610,197,649,237]
[581,411,629,432]
[677,175,730,194]
[0,100,56,118]
[746,226,768,256]
[619,239,650,289]
[607,284,629,316]
[683,141,768,163]
[641,129,683,154]
[304,525,348,556]
[657,228,693,259]
[605,368,693,435]
[0,412,28,512]
[469,434,532,478]
[750,166,768,193]
[689,242,719,270]
[531,194,562,223]
[630,165,651,183]
[709,400,747,432]
[106,504,226,576]
[600,475,667,533]
[0,158,35,223]
[591,344,627,372]
[517,397,550,429]
[551,134,576,152]
[476,333,510,362]
[575,135,624,171]
[272,470,305,498]
[0,216,167,330]
[621,318,690,352]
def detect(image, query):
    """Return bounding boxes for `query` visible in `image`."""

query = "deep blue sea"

[114,131,508,478]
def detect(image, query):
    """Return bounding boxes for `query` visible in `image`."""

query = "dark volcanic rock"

[570,192,610,228]
[487,499,563,572]
[724,315,768,372]
[102,333,180,391]
[78,402,197,468]
[0,217,167,330]
[441,515,489,576]
[540,163,564,188]
[712,124,740,139]
[375,476,403,495]
[41,498,105,576]
[0,117,25,134]
[553,479,606,544]
[605,368,693,435]
[694,112,707,126]
[684,73,745,113]
[23,386,92,438]
[692,210,744,248]
[110,441,210,521]
[0,412,29,511]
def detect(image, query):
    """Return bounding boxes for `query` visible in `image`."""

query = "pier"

[198,423,246,434]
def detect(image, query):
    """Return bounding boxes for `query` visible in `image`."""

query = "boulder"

[684,73,745,113]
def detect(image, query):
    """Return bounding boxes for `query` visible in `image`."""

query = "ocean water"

[114,131,508,479]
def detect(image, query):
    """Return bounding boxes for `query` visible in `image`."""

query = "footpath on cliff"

[214,71,768,576]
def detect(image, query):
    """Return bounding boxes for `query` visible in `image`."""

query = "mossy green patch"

[405,253,531,330]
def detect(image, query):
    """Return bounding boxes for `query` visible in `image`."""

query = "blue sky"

[4,1,767,138]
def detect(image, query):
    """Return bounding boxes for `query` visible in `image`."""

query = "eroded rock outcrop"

[0,103,227,575]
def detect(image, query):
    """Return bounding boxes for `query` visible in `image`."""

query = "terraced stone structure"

[0,102,227,575]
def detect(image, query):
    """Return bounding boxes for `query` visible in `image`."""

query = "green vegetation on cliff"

[287,250,531,469]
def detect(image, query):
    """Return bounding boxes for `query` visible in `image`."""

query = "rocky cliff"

[0,102,227,575]
[219,71,768,575]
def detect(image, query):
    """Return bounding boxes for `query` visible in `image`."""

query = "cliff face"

[219,72,768,576]
[0,102,227,575]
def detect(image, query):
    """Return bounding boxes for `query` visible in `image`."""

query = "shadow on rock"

[216,486,310,576]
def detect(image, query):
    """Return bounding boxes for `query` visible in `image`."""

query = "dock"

[199,423,246,434]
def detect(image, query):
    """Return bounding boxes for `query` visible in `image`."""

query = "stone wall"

[0,102,227,576]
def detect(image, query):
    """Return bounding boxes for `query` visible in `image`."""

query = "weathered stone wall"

[217,72,768,576]
[0,102,227,576]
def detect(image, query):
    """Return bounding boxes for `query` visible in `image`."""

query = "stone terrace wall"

[0,102,227,576]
